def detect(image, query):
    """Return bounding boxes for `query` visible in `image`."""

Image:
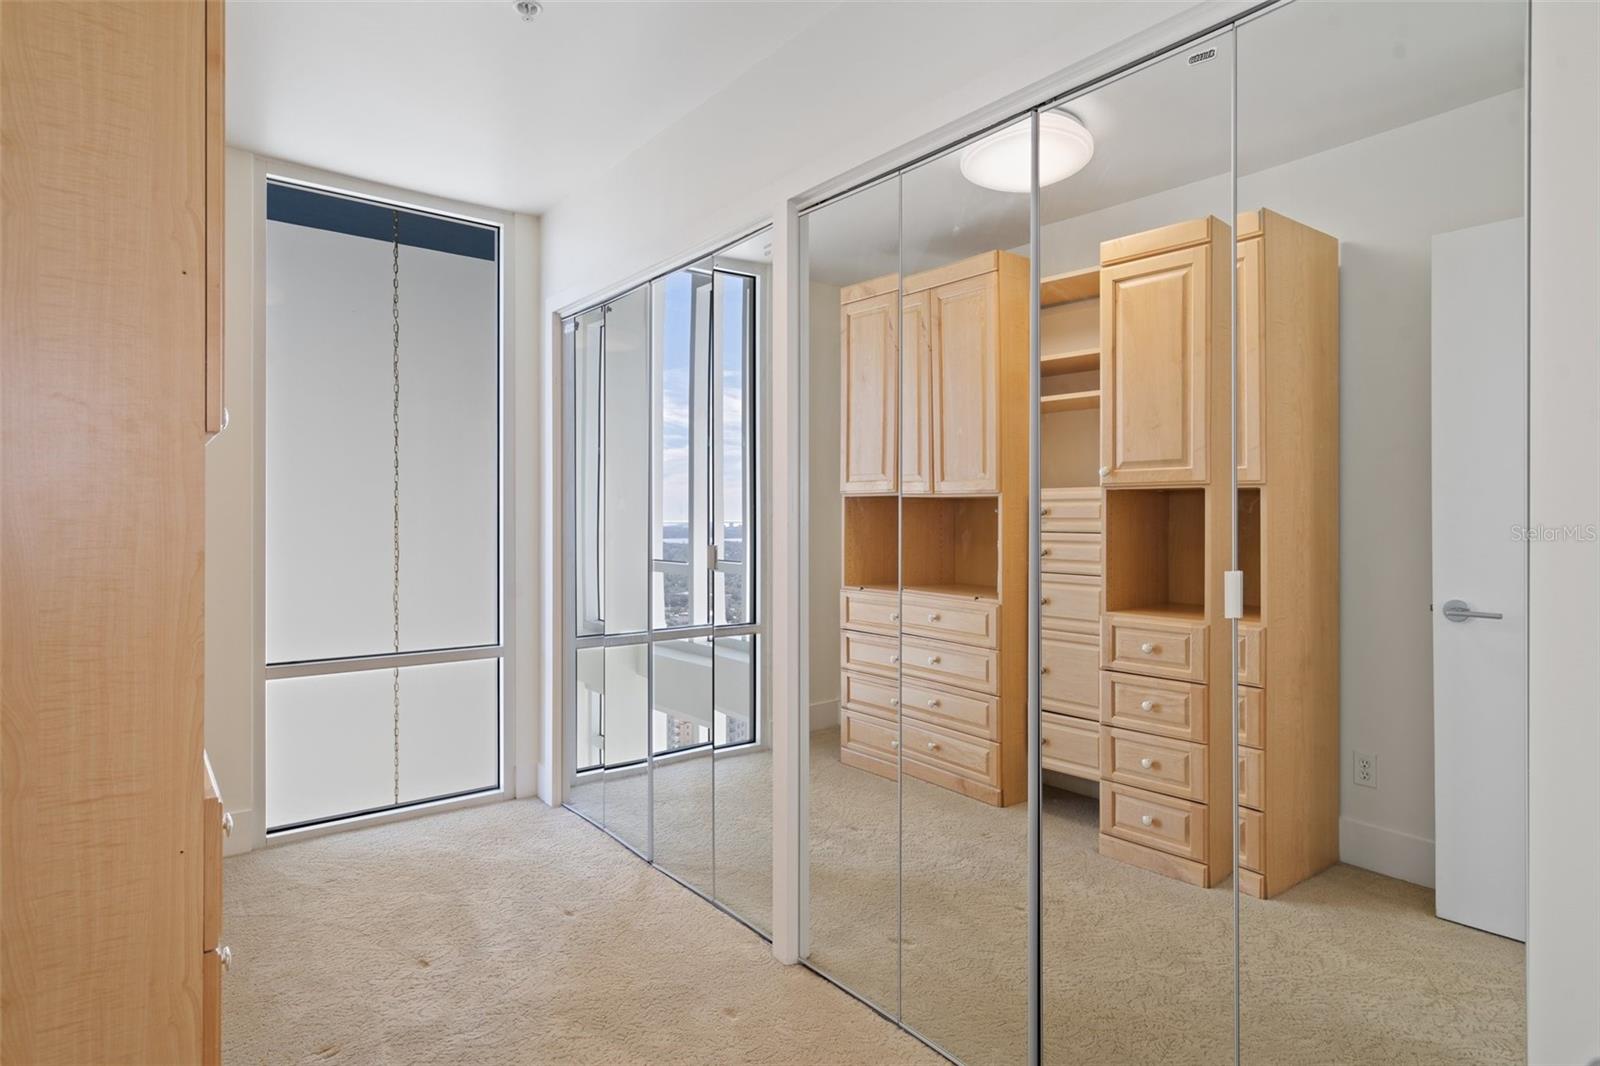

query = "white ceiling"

[227,0,835,214]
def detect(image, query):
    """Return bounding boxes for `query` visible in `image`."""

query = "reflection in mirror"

[1236,2,1526,1060]
[714,269,756,627]
[897,118,1032,1065]
[602,643,650,854]
[1034,32,1236,1064]
[803,175,902,1015]
[712,632,768,930]
[573,309,606,637]
[652,265,713,631]
[568,645,605,826]
[603,286,651,635]
[652,636,713,891]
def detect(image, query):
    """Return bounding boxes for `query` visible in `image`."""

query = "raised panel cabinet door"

[840,290,899,493]
[1100,245,1209,485]
[1236,235,1265,484]
[930,273,1000,494]
[900,288,933,494]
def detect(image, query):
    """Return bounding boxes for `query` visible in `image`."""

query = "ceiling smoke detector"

[514,0,542,22]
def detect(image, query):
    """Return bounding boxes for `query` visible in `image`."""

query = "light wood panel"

[1040,713,1099,779]
[840,289,898,493]
[2,2,212,1060]
[929,272,1000,493]
[1236,233,1265,484]
[1039,266,1100,306]
[204,0,225,437]
[842,495,898,588]
[901,289,933,494]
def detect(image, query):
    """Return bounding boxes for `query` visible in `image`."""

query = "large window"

[564,230,770,934]
[264,181,503,832]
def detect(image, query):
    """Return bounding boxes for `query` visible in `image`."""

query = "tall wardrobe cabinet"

[3,1,228,1062]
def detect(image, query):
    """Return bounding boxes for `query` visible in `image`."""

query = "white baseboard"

[809,698,839,732]
[222,806,261,857]
[1340,815,1435,888]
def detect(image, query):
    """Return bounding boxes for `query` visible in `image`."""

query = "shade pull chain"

[391,210,402,806]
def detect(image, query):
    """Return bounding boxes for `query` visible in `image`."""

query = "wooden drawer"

[1040,713,1099,778]
[1102,613,1207,682]
[203,947,223,1066]
[841,586,900,636]
[1040,632,1099,720]
[1100,728,1208,802]
[1236,686,1264,749]
[841,707,900,762]
[900,591,998,649]
[1040,532,1102,576]
[901,635,998,695]
[1040,488,1102,533]
[1040,574,1100,635]
[1238,746,1265,811]
[902,719,1000,789]
[841,629,900,680]
[1237,620,1265,688]
[901,677,998,741]
[1100,671,1207,742]
[1100,781,1207,862]
[1239,807,1263,873]
[840,670,899,720]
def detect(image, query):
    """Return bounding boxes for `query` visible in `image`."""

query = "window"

[263,181,503,831]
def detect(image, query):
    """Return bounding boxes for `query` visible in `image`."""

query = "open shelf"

[843,495,899,589]
[903,582,999,602]
[900,496,999,595]
[1104,488,1207,616]
[1040,347,1100,375]
[1041,388,1100,414]
[1240,487,1262,615]
[1040,266,1099,307]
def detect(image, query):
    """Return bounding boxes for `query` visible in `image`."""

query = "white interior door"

[1430,217,1527,941]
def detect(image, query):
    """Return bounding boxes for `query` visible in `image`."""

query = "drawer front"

[1100,782,1207,862]
[203,948,223,1066]
[841,587,901,636]
[1040,633,1099,720]
[901,635,998,695]
[902,720,1000,787]
[1040,713,1099,778]
[1040,489,1102,533]
[841,707,900,761]
[1239,808,1263,873]
[900,591,998,649]
[841,630,900,680]
[1100,728,1208,802]
[1238,621,1266,688]
[1238,746,1265,811]
[1100,671,1207,742]
[1103,614,1207,682]
[840,670,899,720]
[901,678,998,740]
[1040,532,1102,576]
[1236,686,1264,749]
[1040,574,1101,635]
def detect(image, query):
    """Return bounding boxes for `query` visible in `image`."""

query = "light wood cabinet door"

[1236,235,1265,484]
[930,273,1000,493]
[1100,245,1210,485]
[901,289,933,494]
[841,290,898,493]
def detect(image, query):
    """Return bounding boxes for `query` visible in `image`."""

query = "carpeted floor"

[221,797,937,1066]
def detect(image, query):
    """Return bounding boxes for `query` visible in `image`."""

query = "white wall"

[1528,2,1600,1061]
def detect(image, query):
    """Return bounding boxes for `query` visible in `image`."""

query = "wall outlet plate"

[1353,751,1379,789]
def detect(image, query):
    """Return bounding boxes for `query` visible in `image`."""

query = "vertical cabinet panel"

[901,289,933,495]
[840,290,899,493]
[929,273,1000,493]
[1099,245,1210,485]
[1236,233,1265,485]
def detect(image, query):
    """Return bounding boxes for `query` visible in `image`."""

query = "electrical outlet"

[1353,751,1378,789]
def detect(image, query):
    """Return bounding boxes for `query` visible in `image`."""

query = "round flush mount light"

[959,111,1094,194]
[514,0,542,21]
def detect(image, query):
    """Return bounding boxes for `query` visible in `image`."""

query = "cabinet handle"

[221,811,234,836]
[1140,815,1155,827]
[891,739,900,749]
[1041,547,1052,557]
[1039,666,1050,675]
[1140,699,1156,712]
[1140,642,1156,654]
[1139,757,1154,769]
[1041,737,1050,746]
[1098,465,1111,479]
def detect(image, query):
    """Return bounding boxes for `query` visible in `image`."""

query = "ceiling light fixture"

[959,111,1095,194]
[514,0,542,22]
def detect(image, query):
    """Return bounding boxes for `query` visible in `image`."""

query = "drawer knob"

[927,655,940,664]
[1041,737,1050,746]
[926,698,940,708]
[1140,815,1155,827]
[1099,465,1111,479]
[1041,506,1051,517]
[1039,666,1050,675]
[926,741,939,751]
[890,654,900,664]
[889,697,899,707]
[1040,596,1052,606]
[1140,757,1154,769]
[889,612,899,622]
[221,811,234,836]
[1140,699,1156,712]
[891,739,900,749]
[1140,642,1156,654]
[1041,547,1051,557]
[928,612,941,622]
[217,945,233,972]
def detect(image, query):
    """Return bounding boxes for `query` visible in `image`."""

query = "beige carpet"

[221,799,938,1066]
[806,727,1525,1066]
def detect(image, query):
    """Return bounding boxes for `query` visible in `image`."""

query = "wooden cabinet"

[1236,230,1265,484]
[928,272,1001,493]
[840,281,899,494]
[900,289,933,494]
[2,1,224,1060]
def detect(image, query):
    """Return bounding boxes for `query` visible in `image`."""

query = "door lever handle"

[1441,599,1503,623]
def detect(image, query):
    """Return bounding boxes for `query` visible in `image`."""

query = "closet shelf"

[1040,267,1100,307]
[1040,347,1100,375]
[902,582,998,602]
[1111,602,1207,624]
[1041,388,1100,414]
